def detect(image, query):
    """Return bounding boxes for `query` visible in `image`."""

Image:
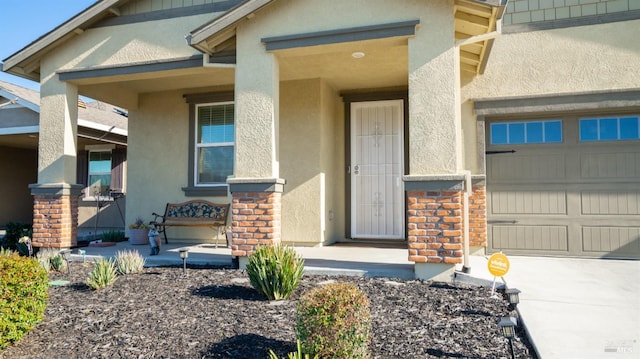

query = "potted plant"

[128,217,149,245]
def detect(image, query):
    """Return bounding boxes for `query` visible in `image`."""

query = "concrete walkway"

[67,241,639,358]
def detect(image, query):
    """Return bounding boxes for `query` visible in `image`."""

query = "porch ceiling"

[275,37,408,91]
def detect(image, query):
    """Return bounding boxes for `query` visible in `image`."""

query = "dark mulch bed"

[1,264,535,358]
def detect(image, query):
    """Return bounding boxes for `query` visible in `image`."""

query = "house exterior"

[2,0,638,280]
[0,80,128,236]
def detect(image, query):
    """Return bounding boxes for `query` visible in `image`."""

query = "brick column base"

[407,190,463,265]
[30,184,83,248]
[468,183,487,251]
[228,178,285,269]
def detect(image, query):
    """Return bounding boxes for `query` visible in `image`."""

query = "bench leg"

[162,227,168,244]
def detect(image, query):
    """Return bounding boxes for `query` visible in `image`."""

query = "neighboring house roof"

[0,80,128,144]
[3,0,507,80]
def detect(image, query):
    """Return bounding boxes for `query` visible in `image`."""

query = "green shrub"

[1,222,32,254]
[0,253,49,350]
[115,250,145,275]
[269,340,319,359]
[296,282,371,359]
[100,230,126,243]
[86,258,118,290]
[246,244,304,300]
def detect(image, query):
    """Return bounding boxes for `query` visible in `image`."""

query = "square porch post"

[406,4,464,281]
[29,79,82,249]
[230,26,284,268]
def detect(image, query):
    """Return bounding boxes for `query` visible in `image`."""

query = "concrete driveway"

[501,256,639,359]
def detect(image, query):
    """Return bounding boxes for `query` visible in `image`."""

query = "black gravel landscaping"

[1,264,536,358]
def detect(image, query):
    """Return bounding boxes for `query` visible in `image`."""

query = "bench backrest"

[164,200,229,223]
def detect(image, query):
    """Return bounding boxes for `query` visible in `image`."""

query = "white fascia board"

[188,0,273,46]
[77,119,127,136]
[2,0,122,71]
[0,89,39,112]
[0,126,39,135]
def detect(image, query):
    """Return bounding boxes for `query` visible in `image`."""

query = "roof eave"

[187,0,274,54]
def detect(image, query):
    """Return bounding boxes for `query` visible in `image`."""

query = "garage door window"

[580,116,640,141]
[490,120,562,145]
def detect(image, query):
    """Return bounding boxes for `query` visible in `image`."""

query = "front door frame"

[342,90,409,240]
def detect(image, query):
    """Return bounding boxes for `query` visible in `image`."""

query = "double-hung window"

[88,151,112,196]
[195,102,235,186]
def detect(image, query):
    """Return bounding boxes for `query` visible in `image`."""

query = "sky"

[0,0,97,90]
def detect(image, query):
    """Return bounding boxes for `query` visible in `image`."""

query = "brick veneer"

[468,184,487,248]
[32,194,79,248]
[230,191,282,257]
[407,190,463,264]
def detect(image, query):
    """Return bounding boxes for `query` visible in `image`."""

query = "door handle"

[353,165,360,175]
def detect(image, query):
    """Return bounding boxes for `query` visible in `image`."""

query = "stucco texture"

[463,19,640,100]
[125,91,228,240]
[280,79,344,245]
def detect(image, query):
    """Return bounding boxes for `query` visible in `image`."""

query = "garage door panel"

[489,154,566,183]
[491,190,567,215]
[582,226,640,257]
[581,152,640,179]
[491,225,568,251]
[582,191,640,215]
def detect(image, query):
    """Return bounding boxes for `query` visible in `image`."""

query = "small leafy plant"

[268,340,319,359]
[86,258,118,290]
[296,282,371,359]
[49,254,66,272]
[128,217,149,230]
[100,230,126,242]
[35,248,57,272]
[0,222,32,253]
[0,253,49,350]
[115,249,145,274]
[246,244,304,300]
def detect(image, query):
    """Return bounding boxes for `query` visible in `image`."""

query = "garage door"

[486,115,640,259]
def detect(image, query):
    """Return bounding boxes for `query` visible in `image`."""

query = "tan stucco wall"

[463,19,640,99]
[0,146,36,226]
[78,198,126,234]
[279,79,344,245]
[461,20,640,176]
[126,90,229,241]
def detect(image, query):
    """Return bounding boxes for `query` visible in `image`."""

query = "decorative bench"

[150,200,230,247]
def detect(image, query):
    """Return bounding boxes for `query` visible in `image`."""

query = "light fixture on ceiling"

[351,51,365,59]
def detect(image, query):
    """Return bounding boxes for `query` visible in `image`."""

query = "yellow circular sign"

[487,252,510,277]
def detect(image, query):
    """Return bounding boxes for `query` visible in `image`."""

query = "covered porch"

[2,0,506,281]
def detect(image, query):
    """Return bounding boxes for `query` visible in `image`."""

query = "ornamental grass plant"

[86,258,118,290]
[115,249,146,274]
[246,244,304,301]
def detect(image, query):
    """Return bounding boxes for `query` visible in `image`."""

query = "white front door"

[351,100,404,239]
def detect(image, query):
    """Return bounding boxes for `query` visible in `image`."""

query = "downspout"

[462,170,472,273]
[203,53,236,68]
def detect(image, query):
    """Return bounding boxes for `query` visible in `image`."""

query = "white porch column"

[405,5,464,281]
[29,77,82,248]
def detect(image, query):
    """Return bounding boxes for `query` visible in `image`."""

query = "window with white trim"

[195,102,234,185]
[490,120,562,145]
[88,151,112,197]
[579,116,640,142]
